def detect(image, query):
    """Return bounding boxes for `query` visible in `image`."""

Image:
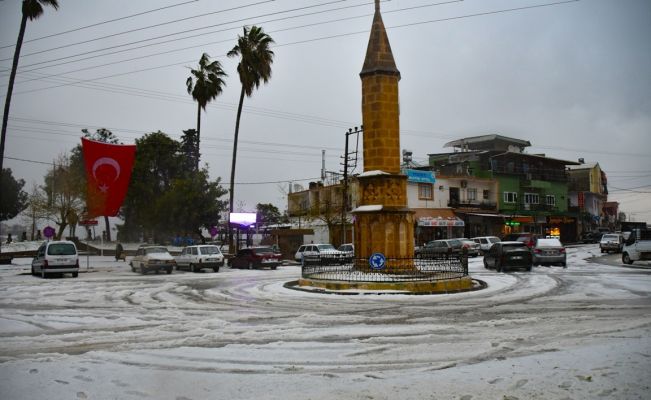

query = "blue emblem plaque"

[369,253,386,270]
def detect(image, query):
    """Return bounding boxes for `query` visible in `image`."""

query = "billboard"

[230,212,257,227]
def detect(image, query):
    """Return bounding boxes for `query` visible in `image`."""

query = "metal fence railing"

[301,253,468,282]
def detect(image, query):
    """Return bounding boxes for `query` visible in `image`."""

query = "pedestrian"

[115,242,124,261]
[6,233,12,244]
[36,230,42,240]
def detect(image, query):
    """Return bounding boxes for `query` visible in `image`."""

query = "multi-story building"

[428,134,581,242]
[567,161,610,235]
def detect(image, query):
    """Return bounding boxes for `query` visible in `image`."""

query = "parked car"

[418,239,463,259]
[130,246,175,274]
[231,247,281,269]
[294,244,346,264]
[459,238,481,257]
[622,229,651,265]
[599,233,623,253]
[580,231,604,244]
[502,232,539,248]
[533,238,567,267]
[483,241,533,272]
[175,245,224,273]
[338,243,354,262]
[471,236,501,254]
[31,240,79,278]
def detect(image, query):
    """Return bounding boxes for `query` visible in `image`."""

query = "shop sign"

[418,217,464,227]
[406,169,435,184]
[548,216,576,224]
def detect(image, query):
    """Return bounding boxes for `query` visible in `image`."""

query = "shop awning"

[413,208,465,227]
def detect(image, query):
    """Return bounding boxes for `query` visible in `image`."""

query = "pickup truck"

[622,229,651,265]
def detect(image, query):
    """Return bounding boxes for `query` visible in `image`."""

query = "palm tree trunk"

[196,102,201,171]
[0,14,28,254]
[228,86,246,253]
[104,215,111,242]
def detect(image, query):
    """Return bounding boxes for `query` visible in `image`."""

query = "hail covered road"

[0,245,649,399]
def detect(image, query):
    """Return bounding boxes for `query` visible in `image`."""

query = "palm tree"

[186,53,227,169]
[227,26,274,250]
[0,0,59,254]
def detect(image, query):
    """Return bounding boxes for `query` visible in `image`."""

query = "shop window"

[418,183,433,200]
[503,192,517,203]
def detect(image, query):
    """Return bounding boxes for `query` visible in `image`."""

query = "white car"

[295,244,346,264]
[130,246,175,275]
[471,236,501,254]
[175,245,224,273]
[31,240,79,278]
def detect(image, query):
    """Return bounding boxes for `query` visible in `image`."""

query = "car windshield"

[601,235,619,241]
[488,237,501,243]
[47,243,76,255]
[254,247,273,254]
[199,246,221,255]
[145,247,168,254]
[317,244,336,251]
[447,239,462,247]
[537,238,562,247]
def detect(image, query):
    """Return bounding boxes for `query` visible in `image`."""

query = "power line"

[0,0,200,50]
[0,0,345,64]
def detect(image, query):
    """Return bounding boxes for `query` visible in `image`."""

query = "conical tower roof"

[360,0,400,78]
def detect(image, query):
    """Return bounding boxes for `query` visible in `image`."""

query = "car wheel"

[41,270,47,279]
[190,264,196,273]
[483,258,489,269]
[622,253,633,265]
[271,266,277,270]
[527,264,532,272]
[140,265,147,275]
[562,262,567,268]
[130,262,135,272]
[72,272,78,278]
[166,268,172,274]
[248,262,254,270]
[496,263,503,273]
[31,266,35,276]
[213,267,220,273]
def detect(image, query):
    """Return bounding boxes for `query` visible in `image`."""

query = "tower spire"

[375,0,380,12]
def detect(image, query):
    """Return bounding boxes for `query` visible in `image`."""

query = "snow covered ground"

[0,245,649,399]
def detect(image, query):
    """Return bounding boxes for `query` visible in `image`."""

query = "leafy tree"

[39,155,85,240]
[227,26,275,248]
[0,168,28,221]
[256,203,281,227]
[186,53,227,170]
[0,0,59,200]
[119,131,227,243]
[180,129,200,171]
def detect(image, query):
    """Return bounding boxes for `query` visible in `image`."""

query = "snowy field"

[0,245,649,400]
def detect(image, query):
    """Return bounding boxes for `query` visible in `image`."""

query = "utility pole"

[340,126,362,245]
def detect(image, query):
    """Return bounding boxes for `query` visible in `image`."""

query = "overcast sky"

[1,0,650,223]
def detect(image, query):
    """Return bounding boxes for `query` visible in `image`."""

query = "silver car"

[471,236,501,254]
[532,238,566,267]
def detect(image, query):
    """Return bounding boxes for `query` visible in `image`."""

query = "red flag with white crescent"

[81,138,136,218]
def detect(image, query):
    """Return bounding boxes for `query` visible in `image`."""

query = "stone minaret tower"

[353,0,414,268]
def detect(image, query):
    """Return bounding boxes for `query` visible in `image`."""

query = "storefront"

[413,208,465,245]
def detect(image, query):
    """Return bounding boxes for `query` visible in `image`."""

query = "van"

[31,240,79,278]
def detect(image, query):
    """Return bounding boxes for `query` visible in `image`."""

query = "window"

[483,190,490,200]
[503,192,517,203]
[546,195,556,206]
[467,188,477,201]
[524,193,539,204]
[418,183,433,200]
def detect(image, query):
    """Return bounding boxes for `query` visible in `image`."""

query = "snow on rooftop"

[352,205,383,212]
[358,170,389,177]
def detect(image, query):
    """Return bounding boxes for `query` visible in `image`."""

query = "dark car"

[418,239,463,258]
[231,247,280,270]
[502,232,539,248]
[483,241,533,272]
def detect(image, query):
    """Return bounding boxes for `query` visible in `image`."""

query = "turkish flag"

[81,138,136,218]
